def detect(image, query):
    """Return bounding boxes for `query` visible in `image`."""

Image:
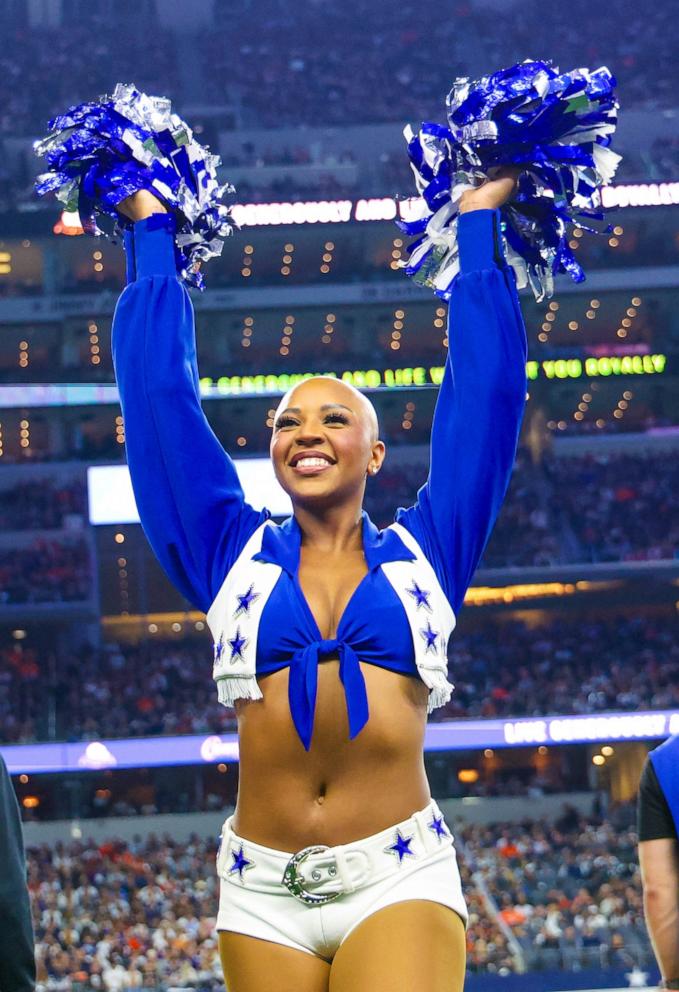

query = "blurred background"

[0,0,678,988]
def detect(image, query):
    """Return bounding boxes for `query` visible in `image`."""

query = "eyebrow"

[278,403,354,415]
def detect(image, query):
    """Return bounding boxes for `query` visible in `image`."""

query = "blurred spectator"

[0,754,35,992]
[460,811,652,972]
[637,738,679,987]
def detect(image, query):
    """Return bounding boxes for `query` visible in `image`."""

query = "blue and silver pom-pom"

[399,60,621,301]
[34,83,233,289]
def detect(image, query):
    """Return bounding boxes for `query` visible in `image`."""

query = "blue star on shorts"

[229,843,254,881]
[384,829,416,864]
[428,814,448,842]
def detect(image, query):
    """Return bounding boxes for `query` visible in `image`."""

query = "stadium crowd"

[1,0,676,139]
[640,135,679,181]
[460,806,651,973]
[439,612,678,721]
[368,448,679,567]
[0,447,676,613]
[544,451,679,564]
[0,0,677,210]
[0,477,86,531]
[0,14,178,139]
[202,0,678,125]
[1,611,675,745]
[29,833,224,991]
[25,805,650,989]
[0,538,91,606]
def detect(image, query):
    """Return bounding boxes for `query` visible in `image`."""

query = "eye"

[324,412,349,425]
[274,415,298,430]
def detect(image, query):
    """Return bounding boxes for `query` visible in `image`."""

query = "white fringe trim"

[420,669,455,715]
[215,675,263,708]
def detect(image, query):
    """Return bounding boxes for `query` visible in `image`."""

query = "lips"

[289,451,336,476]
[289,450,335,468]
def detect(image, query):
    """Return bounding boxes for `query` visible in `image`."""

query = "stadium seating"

[26,808,652,987]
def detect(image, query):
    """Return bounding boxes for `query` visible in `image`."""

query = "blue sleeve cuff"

[458,208,504,274]
[128,214,177,281]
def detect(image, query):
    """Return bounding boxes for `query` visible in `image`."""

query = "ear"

[366,439,386,476]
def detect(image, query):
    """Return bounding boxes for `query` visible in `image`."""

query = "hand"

[117,190,168,223]
[458,165,522,214]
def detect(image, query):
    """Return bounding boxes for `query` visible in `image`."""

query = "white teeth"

[295,457,331,468]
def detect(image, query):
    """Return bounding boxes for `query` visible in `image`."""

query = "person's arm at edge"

[638,758,679,985]
[0,755,35,992]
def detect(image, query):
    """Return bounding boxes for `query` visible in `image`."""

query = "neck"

[294,499,364,554]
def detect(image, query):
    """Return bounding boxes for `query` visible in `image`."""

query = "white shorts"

[215,799,467,960]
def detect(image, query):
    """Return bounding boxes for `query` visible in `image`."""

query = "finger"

[487,164,522,181]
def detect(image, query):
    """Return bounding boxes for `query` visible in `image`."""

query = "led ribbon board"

[0,354,668,410]
[54,182,679,239]
[2,708,677,774]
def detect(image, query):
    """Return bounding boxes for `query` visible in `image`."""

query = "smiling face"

[270,376,385,510]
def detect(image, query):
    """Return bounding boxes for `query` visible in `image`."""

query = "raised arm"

[112,199,268,613]
[397,177,527,614]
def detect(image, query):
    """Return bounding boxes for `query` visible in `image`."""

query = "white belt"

[217,800,454,906]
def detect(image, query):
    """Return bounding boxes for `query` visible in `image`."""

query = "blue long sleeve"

[396,209,527,614]
[112,215,268,613]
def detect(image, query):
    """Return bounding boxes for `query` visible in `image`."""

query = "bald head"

[275,376,379,443]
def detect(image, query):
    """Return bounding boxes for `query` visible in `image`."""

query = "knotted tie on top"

[288,638,369,751]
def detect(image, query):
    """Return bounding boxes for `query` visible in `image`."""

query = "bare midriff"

[232,658,431,851]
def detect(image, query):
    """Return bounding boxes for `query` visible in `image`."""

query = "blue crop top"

[247,512,419,747]
[112,209,528,748]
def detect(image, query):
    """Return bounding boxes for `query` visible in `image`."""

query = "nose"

[295,430,324,446]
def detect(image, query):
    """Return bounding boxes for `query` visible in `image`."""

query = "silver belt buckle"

[282,845,341,906]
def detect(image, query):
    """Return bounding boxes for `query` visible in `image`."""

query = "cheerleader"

[113,168,525,991]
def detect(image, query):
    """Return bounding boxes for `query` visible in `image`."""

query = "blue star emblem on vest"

[428,814,448,841]
[234,584,260,619]
[406,581,432,612]
[384,828,416,864]
[228,628,248,662]
[229,843,254,881]
[419,620,439,654]
[213,633,225,664]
